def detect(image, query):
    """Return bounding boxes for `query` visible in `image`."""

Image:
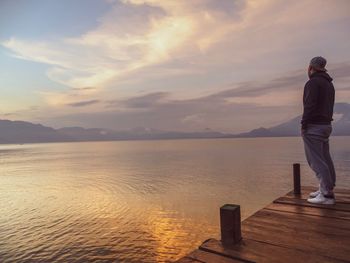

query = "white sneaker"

[307,193,335,205]
[309,189,321,198]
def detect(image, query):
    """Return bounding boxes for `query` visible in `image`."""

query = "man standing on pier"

[301,56,336,205]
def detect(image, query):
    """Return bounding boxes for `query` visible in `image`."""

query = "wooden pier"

[174,164,350,263]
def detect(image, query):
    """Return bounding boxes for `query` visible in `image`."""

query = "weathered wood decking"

[175,186,350,263]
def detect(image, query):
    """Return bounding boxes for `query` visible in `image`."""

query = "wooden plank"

[175,256,201,263]
[274,196,350,212]
[265,202,350,220]
[176,186,350,262]
[241,209,350,261]
[199,238,345,263]
[286,192,350,203]
[286,187,350,203]
[189,249,245,263]
[175,248,243,263]
[300,186,350,194]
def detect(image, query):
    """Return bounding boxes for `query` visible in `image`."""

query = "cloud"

[43,62,349,132]
[72,87,97,91]
[2,0,350,131]
[181,113,205,124]
[67,99,100,107]
[0,106,41,120]
[204,62,350,106]
[118,91,169,109]
[1,0,245,93]
[3,1,349,95]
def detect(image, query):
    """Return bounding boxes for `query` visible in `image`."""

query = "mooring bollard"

[220,204,242,246]
[293,163,301,195]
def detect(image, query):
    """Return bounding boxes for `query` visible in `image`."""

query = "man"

[301,56,336,205]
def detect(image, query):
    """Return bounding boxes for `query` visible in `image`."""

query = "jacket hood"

[311,71,333,82]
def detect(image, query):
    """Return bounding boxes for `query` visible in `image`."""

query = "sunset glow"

[1,0,349,132]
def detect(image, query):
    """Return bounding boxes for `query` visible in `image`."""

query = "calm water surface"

[0,137,349,262]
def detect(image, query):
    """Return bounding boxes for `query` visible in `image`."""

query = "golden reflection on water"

[0,138,349,262]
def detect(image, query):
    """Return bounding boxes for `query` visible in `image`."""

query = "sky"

[1,0,350,133]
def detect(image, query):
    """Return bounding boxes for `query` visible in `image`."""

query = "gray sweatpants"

[302,124,336,195]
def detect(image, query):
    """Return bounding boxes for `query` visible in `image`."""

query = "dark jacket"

[301,71,335,129]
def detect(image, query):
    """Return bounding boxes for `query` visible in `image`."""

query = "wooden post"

[220,204,241,246]
[293,163,301,195]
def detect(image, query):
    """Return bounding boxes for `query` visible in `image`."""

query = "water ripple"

[0,138,350,262]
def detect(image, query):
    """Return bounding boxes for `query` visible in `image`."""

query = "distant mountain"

[0,120,71,144]
[235,102,350,137]
[0,120,231,144]
[57,127,122,141]
[333,103,350,135]
[56,126,230,141]
[0,102,349,144]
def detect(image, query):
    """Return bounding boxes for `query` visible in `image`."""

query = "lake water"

[0,137,349,262]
